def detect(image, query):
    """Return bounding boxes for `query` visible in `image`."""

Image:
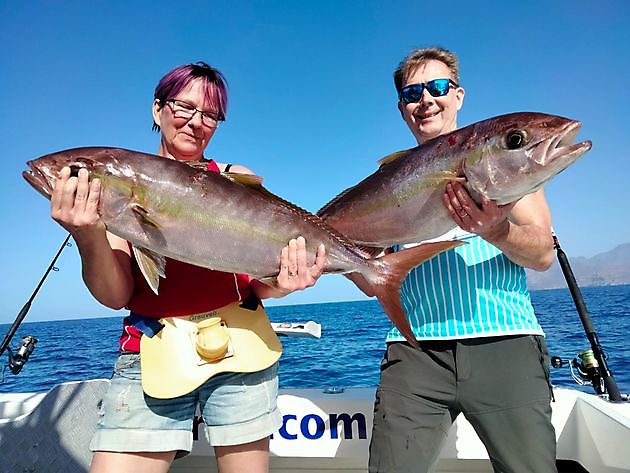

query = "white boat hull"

[1,379,628,472]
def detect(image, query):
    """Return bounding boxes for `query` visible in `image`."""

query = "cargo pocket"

[530,335,554,402]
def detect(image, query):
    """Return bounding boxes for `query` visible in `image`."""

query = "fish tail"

[369,240,464,348]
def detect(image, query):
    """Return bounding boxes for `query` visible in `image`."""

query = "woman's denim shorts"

[90,353,281,455]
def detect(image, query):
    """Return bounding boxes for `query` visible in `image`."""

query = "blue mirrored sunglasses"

[399,79,459,104]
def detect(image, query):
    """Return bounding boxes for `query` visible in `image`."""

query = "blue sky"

[1,1,628,323]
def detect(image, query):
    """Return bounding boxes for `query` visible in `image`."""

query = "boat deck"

[1,379,628,472]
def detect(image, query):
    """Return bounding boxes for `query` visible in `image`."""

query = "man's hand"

[443,181,553,271]
[443,181,515,240]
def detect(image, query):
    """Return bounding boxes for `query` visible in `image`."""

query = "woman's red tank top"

[119,159,253,352]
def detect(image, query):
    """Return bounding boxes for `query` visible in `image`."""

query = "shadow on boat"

[0,379,107,472]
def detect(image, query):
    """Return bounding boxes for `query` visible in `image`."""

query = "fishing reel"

[5,335,38,375]
[551,349,604,395]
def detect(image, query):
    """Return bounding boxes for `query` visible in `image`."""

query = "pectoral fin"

[424,171,466,185]
[131,203,161,228]
[132,245,166,294]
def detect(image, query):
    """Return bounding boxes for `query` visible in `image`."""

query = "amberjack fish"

[318,112,592,246]
[24,147,461,346]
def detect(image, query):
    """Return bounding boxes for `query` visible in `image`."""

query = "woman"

[50,62,326,473]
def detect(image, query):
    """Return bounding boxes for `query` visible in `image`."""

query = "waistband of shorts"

[387,334,532,350]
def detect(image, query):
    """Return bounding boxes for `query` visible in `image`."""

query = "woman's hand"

[253,236,326,299]
[276,236,326,293]
[51,167,105,241]
[50,166,135,308]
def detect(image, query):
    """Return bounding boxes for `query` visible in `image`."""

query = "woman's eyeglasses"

[399,79,459,104]
[166,99,223,128]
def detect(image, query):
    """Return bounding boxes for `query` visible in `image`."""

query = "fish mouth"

[23,162,54,199]
[548,120,592,162]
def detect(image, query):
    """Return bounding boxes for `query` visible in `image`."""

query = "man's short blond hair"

[394,47,460,95]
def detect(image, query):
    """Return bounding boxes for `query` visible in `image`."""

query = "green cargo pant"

[368,335,557,473]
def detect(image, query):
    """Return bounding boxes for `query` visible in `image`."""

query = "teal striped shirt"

[386,231,543,342]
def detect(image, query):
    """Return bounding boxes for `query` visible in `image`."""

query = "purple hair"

[152,62,228,131]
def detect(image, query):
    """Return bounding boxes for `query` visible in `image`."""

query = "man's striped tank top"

[386,228,544,342]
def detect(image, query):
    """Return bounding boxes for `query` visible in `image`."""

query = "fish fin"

[131,203,161,228]
[318,148,418,221]
[181,161,265,186]
[377,147,416,167]
[317,185,358,219]
[423,171,465,184]
[368,240,465,348]
[355,245,386,258]
[222,172,264,187]
[224,177,347,244]
[183,161,211,171]
[132,245,166,295]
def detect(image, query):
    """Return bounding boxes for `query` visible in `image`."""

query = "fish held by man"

[317,112,592,246]
[23,147,462,346]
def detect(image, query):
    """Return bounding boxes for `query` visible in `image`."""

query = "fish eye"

[69,165,81,177]
[505,130,528,150]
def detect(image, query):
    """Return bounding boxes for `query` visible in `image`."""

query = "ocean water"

[1,285,629,396]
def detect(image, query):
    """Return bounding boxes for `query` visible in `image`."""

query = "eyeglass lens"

[401,79,454,103]
[169,100,219,127]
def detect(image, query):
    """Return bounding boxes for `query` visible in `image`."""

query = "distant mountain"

[526,243,630,290]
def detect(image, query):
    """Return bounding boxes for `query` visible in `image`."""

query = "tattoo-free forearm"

[73,230,134,309]
[251,279,291,299]
[481,219,554,271]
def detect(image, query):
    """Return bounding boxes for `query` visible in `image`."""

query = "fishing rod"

[551,231,623,402]
[0,233,71,376]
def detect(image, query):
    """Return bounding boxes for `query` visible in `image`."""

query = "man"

[366,47,557,472]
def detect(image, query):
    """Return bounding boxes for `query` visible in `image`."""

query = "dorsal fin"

[377,147,417,167]
[183,160,211,171]
[182,158,360,255]
[222,172,264,186]
[318,147,419,219]
[238,178,364,251]
[182,161,264,186]
[316,183,357,219]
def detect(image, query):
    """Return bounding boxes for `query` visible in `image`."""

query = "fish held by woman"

[23,147,461,346]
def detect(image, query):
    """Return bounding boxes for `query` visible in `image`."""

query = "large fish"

[23,147,461,346]
[318,112,592,246]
